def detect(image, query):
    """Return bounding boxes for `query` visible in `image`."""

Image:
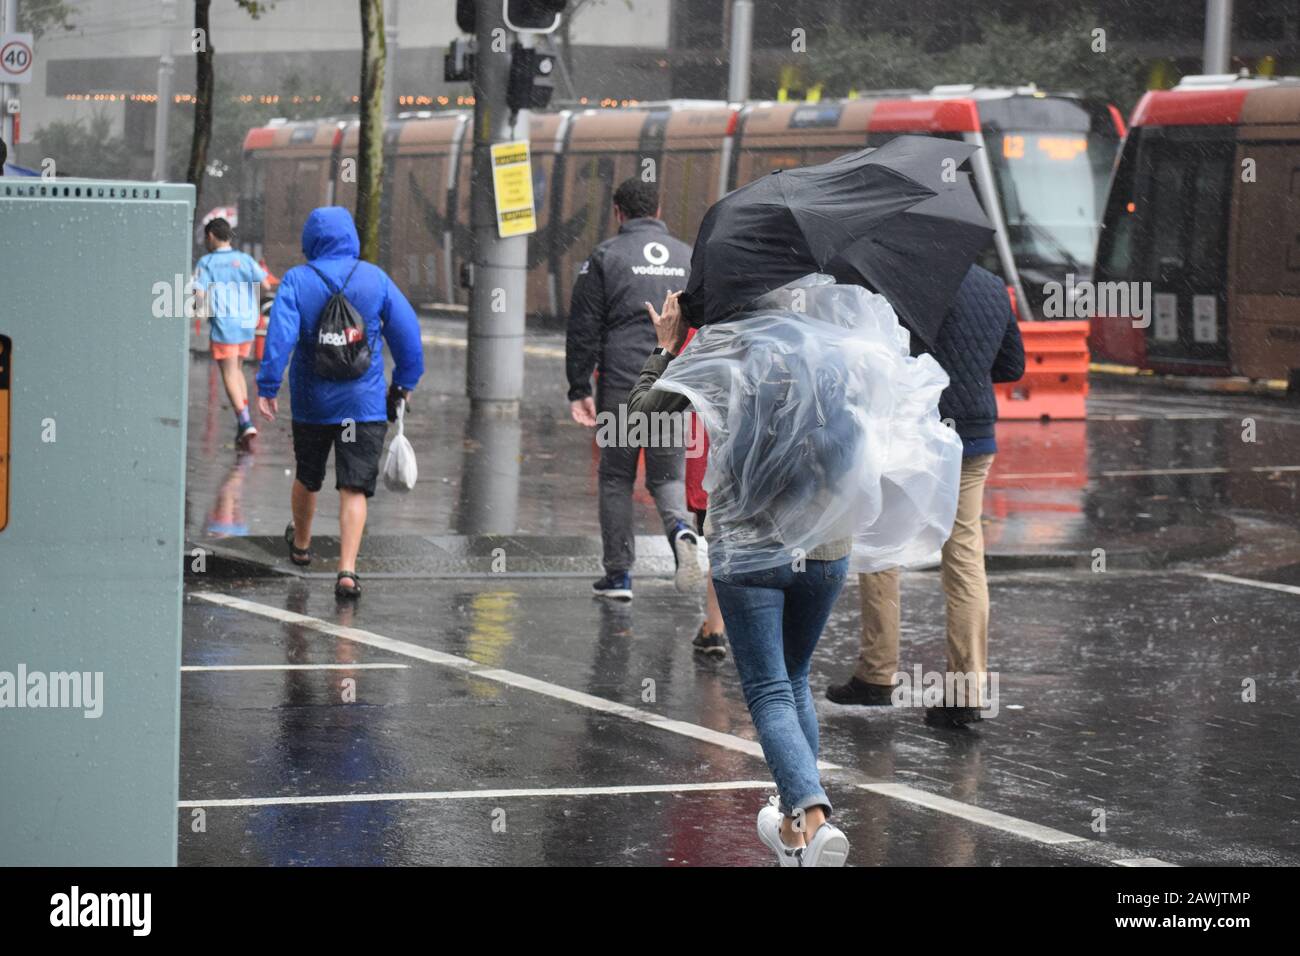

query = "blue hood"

[301,206,360,260]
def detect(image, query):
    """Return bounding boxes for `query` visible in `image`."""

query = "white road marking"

[1113,857,1180,867]
[858,783,1087,845]
[180,779,776,809]
[995,465,1300,481]
[192,591,1158,859]
[193,591,789,768]
[181,663,410,672]
[1088,413,1226,422]
[1198,572,1300,597]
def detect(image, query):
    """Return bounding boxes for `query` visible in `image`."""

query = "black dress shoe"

[825,676,897,706]
[924,705,983,728]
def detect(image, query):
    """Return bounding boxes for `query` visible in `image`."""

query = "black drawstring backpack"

[308,260,371,381]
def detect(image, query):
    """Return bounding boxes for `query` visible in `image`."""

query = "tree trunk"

[186,0,215,210]
[356,0,386,264]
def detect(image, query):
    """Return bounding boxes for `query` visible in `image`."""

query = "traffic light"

[507,38,557,111]
[456,0,476,34]
[457,1,566,36]
[505,0,566,33]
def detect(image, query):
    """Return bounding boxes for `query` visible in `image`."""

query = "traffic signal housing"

[507,38,557,111]
[505,0,566,32]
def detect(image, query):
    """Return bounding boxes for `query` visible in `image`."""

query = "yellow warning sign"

[491,140,537,238]
[0,335,9,533]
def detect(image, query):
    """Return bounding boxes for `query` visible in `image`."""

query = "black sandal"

[335,570,361,599]
[285,523,312,566]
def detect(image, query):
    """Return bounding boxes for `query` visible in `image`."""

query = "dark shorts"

[291,419,388,497]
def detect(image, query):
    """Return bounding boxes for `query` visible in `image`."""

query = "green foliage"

[802,31,932,94]
[17,0,77,41]
[807,11,1147,111]
[33,72,345,199]
[31,113,133,179]
[166,72,348,204]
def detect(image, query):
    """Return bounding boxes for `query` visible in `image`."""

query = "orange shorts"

[211,340,253,361]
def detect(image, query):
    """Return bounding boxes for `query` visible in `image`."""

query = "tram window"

[1095,135,1140,283]
[989,130,1111,270]
[1149,155,1187,271]
[1141,135,1233,279]
[1187,151,1232,277]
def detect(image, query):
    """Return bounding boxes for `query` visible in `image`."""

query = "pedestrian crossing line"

[1113,857,1180,867]
[1087,413,1227,422]
[858,783,1088,846]
[995,465,1300,481]
[181,663,410,672]
[193,590,790,768]
[1197,572,1300,597]
[192,591,1151,861]
[179,780,777,809]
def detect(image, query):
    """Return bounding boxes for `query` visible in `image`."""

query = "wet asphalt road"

[186,318,1300,550]
[179,319,1300,866]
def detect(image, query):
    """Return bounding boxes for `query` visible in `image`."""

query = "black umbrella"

[681,135,995,349]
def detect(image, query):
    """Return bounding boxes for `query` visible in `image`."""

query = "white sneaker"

[672,526,705,594]
[756,797,804,867]
[802,821,850,867]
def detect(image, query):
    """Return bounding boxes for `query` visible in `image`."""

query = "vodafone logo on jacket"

[633,241,685,277]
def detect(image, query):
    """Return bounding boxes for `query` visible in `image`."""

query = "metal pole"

[726,0,753,102]
[384,0,399,117]
[466,0,528,404]
[455,403,522,534]
[1203,0,1234,74]
[1,0,18,155]
[151,0,177,181]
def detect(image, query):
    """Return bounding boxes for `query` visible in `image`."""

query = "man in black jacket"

[827,265,1026,727]
[566,178,700,600]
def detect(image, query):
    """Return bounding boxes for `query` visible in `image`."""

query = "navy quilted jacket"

[916,265,1025,456]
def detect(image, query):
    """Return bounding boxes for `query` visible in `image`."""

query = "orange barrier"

[995,320,1090,420]
[254,312,268,362]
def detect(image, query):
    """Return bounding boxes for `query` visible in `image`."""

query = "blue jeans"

[713,557,849,817]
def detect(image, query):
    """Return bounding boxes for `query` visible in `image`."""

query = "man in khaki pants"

[827,265,1024,728]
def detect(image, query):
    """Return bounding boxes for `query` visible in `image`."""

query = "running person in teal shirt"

[194,218,272,449]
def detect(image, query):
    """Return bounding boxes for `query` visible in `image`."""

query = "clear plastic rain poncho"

[654,274,962,577]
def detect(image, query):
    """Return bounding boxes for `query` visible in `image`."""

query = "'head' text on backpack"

[309,261,372,380]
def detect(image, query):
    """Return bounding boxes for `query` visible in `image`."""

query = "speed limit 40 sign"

[0,33,34,85]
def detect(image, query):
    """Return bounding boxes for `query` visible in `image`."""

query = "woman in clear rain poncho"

[629,275,961,868]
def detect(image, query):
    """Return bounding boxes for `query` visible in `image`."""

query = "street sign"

[490,140,537,238]
[0,335,8,533]
[0,33,34,85]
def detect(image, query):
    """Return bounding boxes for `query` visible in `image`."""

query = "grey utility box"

[0,178,194,865]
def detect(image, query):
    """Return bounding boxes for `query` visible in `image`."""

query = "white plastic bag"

[653,274,961,577]
[382,401,418,492]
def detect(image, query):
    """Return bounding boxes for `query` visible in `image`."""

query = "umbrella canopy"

[681,135,994,349]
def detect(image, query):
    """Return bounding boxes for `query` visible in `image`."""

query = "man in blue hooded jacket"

[256,207,424,598]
